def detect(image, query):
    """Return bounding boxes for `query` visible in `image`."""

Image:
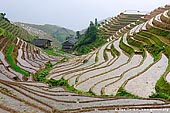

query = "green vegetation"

[34,63,95,96]
[149,26,170,39]
[137,31,165,61]
[0,28,6,36]
[0,28,14,39]
[7,44,29,76]
[103,49,108,61]
[156,75,170,95]
[155,62,170,96]
[34,63,52,82]
[42,48,60,56]
[7,31,14,39]
[119,37,134,55]
[127,36,144,49]
[95,52,99,62]
[48,78,95,96]
[145,44,163,61]
[111,44,120,56]
[134,34,152,45]
[149,92,170,99]
[0,13,9,22]
[164,45,170,59]
[116,87,139,98]
[34,62,95,96]
[0,14,32,41]
[139,31,165,47]
[74,21,106,55]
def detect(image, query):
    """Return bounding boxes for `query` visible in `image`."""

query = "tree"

[85,21,98,43]
[76,31,80,39]
[90,21,94,27]
[0,13,6,19]
[74,19,106,55]
[95,18,98,26]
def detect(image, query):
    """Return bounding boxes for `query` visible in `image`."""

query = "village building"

[31,39,52,48]
[62,37,78,51]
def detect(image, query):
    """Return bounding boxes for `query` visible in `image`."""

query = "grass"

[42,48,60,56]
[7,44,29,76]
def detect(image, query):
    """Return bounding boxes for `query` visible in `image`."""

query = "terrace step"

[125,54,168,97]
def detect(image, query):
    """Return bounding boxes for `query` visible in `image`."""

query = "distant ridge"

[15,22,75,44]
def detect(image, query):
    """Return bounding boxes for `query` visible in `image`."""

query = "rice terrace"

[0,1,170,113]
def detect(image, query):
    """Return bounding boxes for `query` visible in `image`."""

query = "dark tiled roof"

[31,39,51,46]
[67,38,78,44]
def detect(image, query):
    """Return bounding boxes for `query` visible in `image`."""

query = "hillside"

[1,5,170,113]
[16,23,75,43]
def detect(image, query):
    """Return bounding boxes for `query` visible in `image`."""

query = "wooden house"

[31,39,52,48]
[62,38,78,50]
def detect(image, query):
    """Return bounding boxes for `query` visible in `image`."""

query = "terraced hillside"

[47,6,170,112]
[0,30,62,81]
[0,13,34,42]
[98,10,145,41]
[1,5,170,113]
